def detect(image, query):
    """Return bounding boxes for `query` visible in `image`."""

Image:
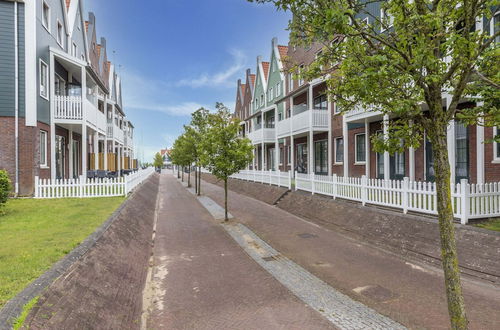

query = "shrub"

[0,170,12,208]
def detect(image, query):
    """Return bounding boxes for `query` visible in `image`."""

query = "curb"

[0,175,154,330]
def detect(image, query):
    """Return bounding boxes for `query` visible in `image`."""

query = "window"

[494,127,500,161]
[334,137,343,163]
[269,87,273,101]
[455,122,469,181]
[39,60,49,99]
[57,21,63,47]
[315,140,328,174]
[334,102,340,114]
[40,130,48,167]
[313,95,328,110]
[381,8,394,31]
[298,64,305,86]
[296,143,308,173]
[287,145,291,164]
[278,112,283,121]
[288,73,293,92]
[55,74,66,96]
[42,2,50,32]
[72,42,77,57]
[276,82,281,96]
[265,115,275,128]
[494,12,500,43]
[355,134,366,163]
[260,94,264,105]
[279,147,284,165]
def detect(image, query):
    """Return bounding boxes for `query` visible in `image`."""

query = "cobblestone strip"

[221,222,406,330]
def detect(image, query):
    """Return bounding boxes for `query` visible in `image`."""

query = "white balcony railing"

[292,110,328,134]
[107,123,113,138]
[248,128,276,144]
[277,118,291,138]
[344,105,383,122]
[54,95,83,120]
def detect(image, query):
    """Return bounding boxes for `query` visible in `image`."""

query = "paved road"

[198,177,500,329]
[144,174,334,329]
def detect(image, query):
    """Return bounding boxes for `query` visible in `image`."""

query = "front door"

[296,143,308,173]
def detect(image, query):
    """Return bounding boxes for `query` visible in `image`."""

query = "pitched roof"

[262,62,270,80]
[249,74,256,89]
[278,45,288,59]
[240,84,246,99]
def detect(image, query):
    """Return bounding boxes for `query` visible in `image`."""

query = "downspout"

[14,1,19,195]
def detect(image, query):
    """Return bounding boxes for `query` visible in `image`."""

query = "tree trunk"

[195,165,198,193]
[198,167,202,196]
[182,166,184,182]
[224,178,228,221]
[188,166,191,187]
[177,166,180,179]
[431,125,468,329]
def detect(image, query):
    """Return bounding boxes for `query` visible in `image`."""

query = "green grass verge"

[473,218,500,232]
[0,197,124,308]
[12,296,39,330]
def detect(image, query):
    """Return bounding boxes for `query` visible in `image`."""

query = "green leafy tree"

[251,0,499,328]
[153,152,164,170]
[190,108,211,195]
[204,103,254,220]
[0,170,11,213]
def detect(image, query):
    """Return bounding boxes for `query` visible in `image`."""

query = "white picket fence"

[230,170,292,189]
[34,167,155,199]
[295,172,500,224]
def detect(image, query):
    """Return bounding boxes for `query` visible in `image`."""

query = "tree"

[190,108,211,195]
[251,1,499,328]
[204,103,254,220]
[153,152,163,170]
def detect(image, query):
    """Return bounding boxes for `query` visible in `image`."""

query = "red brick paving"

[199,177,500,329]
[146,174,334,330]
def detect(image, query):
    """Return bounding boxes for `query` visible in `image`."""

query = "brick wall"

[0,117,50,195]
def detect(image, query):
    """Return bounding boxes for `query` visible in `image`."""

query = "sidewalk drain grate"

[297,233,318,239]
[262,255,281,262]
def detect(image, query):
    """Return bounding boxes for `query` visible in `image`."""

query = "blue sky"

[85,0,291,162]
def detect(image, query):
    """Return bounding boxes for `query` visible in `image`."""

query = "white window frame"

[56,20,64,47]
[42,1,51,33]
[334,102,340,114]
[334,137,344,164]
[39,59,49,100]
[493,127,500,163]
[354,133,367,164]
[40,130,48,167]
[298,64,305,86]
[276,82,281,96]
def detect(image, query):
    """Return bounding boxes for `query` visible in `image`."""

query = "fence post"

[79,175,84,198]
[460,179,469,225]
[34,176,39,198]
[361,175,367,206]
[124,175,128,196]
[403,177,409,214]
[288,171,292,190]
[311,172,315,195]
[294,171,298,191]
[332,174,337,200]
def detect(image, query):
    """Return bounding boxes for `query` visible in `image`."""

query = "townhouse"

[234,9,500,185]
[0,0,137,196]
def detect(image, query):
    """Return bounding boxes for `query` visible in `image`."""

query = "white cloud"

[176,49,246,88]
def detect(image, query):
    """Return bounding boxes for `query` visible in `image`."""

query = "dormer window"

[57,21,63,47]
[42,2,50,32]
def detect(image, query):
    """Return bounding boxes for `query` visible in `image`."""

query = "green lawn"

[473,218,500,232]
[0,197,124,308]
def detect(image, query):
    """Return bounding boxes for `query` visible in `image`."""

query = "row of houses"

[233,10,500,185]
[0,0,137,196]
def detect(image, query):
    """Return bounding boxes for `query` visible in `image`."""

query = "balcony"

[343,105,383,123]
[248,128,275,144]
[276,118,291,138]
[53,95,106,133]
[291,110,329,134]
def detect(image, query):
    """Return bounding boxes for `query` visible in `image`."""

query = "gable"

[69,1,87,61]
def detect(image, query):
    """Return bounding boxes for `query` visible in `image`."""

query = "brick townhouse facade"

[0,0,136,196]
[234,9,500,185]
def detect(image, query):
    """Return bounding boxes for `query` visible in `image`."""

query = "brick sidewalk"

[199,176,500,329]
[144,174,334,330]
